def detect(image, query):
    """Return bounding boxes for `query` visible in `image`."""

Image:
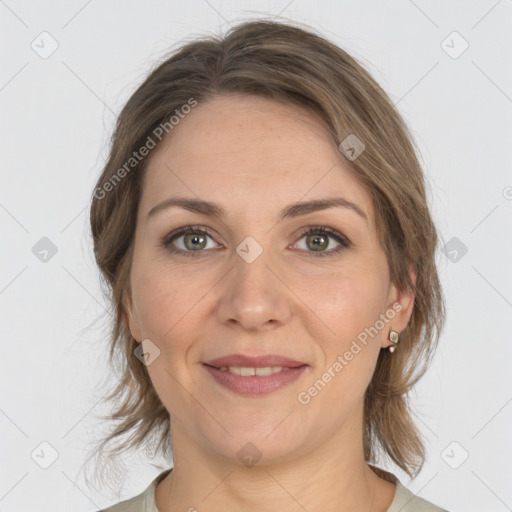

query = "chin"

[199,423,309,469]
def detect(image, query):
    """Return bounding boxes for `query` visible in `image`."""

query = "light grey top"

[99,467,449,512]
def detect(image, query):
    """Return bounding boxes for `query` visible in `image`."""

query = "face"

[124,94,414,466]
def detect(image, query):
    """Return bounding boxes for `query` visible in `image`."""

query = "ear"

[382,266,416,347]
[122,290,142,343]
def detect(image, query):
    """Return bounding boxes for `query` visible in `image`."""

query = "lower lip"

[203,364,308,395]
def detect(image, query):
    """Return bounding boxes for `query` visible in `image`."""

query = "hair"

[86,18,445,489]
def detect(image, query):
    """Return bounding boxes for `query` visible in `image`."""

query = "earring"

[388,329,400,353]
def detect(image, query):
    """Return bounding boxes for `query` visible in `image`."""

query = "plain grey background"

[1,1,511,511]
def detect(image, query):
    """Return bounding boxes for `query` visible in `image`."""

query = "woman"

[89,19,447,512]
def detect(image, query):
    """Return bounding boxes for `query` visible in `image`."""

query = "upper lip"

[204,354,308,368]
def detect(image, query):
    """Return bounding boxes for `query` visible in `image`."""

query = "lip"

[203,364,308,395]
[204,354,308,369]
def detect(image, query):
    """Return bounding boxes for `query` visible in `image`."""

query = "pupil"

[308,234,327,251]
[186,234,206,250]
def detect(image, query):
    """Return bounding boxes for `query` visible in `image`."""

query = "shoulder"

[98,492,146,512]
[389,481,449,512]
[368,465,448,512]
[95,469,172,512]
[96,486,150,512]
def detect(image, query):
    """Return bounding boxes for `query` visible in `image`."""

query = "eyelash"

[159,224,351,258]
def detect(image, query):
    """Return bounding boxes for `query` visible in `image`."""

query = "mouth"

[204,353,308,370]
[203,363,307,376]
[202,358,308,395]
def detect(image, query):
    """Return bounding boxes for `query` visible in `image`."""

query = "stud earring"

[388,329,400,353]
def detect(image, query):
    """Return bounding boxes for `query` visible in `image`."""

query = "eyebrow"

[147,196,367,222]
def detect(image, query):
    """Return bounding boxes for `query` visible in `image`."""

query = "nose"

[216,244,293,331]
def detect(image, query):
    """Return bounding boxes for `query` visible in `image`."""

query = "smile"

[203,363,308,395]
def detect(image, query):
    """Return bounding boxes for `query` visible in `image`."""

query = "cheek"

[294,261,388,398]
[296,262,388,337]
[304,274,385,407]
[133,262,208,337]
[131,262,217,391]
[132,265,208,413]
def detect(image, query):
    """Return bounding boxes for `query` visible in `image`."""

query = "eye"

[292,226,351,257]
[160,225,220,257]
[160,224,351,258]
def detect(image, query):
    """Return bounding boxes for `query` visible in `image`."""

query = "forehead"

[140,94,373,223]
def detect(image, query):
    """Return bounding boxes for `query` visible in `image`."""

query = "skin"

[123,94,415,512]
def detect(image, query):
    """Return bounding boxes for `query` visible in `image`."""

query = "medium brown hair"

[87,18,445,488]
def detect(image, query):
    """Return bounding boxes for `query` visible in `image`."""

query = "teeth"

[218,366,284,376]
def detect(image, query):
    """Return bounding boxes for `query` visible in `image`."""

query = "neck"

[155,419,396,512]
